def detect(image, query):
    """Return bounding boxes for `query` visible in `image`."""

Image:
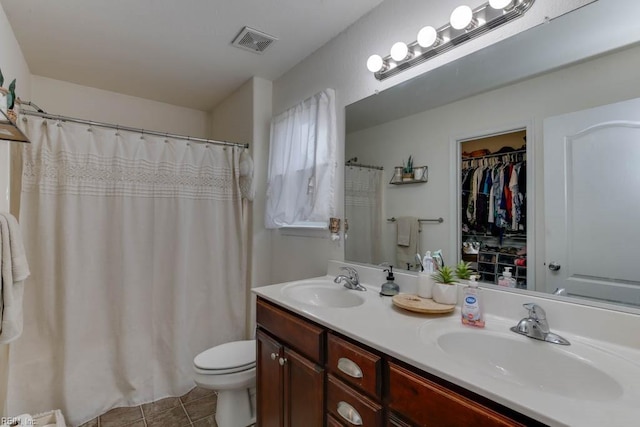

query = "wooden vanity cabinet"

[256,297,542,427]
[256,300,325,427]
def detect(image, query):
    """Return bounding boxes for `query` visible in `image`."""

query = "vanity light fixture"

[367,0,535,81]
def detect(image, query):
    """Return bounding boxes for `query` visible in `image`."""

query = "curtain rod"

[345,162,384,170]
[19,109,250,149]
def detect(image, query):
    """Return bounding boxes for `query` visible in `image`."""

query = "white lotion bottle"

[417,251,434,298]
[461,275,485,328]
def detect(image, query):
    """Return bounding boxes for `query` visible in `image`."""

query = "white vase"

[416,272,434,298]
[432,283,458,305]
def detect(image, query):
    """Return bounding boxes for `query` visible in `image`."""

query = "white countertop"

[253,262,640,427]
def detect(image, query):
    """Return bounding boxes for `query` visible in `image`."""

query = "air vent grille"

[232,26,278,54]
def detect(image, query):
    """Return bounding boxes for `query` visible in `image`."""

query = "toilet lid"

[194,339,256,371]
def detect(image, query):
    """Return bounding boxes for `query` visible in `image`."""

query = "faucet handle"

[340,266,359,281]
[523,303,546,321]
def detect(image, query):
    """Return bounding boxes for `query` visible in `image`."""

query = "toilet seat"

[194,339,255,375]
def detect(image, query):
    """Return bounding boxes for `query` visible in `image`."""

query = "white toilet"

[193,340,256,427]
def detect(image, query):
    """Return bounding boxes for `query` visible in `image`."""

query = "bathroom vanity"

[253,262,640,427]
[256,297,538,426]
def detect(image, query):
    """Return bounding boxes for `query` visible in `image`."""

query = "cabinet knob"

[278,357,287,366]
[337,401,363,425]
[270,353,277,361]
[337,357,363,379]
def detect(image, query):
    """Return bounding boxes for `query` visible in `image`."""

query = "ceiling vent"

[231,26,278,54]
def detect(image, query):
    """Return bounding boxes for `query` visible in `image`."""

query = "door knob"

[270,353,277,361]
[548,262,561,271]
[278,357,287,366]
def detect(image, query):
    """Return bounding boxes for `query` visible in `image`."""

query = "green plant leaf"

[7,79,16,110]
[455,261,473,280]
[432,265,456,284]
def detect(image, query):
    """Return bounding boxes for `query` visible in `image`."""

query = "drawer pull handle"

[338,357,363,379]
[270,353,277,361]
[337,401,363,425]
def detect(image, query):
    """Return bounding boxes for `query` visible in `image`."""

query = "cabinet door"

[283,347,324,427]
[257,329,284,427]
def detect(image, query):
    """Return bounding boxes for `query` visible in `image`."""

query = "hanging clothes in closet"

[461,149,526,235]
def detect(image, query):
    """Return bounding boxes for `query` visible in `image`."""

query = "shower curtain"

[345,166,383,265]
[7,117,248,425]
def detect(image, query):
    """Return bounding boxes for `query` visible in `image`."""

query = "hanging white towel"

[0,212,30,344]
[396,217,412,246]
[396,217,419,269]
[239,150,255,201]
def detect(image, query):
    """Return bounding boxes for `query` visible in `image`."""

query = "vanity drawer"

[327,414,346,427]
[388,362,525,427]
[256,298,324,364]
[327,374,383,426]
[327,333,382,399]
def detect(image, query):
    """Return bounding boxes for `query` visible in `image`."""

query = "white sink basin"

[281,281,366,308]
[420,318,624,402]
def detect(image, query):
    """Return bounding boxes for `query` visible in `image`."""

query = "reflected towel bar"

[387,217,444,224]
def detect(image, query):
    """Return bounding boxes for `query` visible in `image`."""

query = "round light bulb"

[366,54,384,73]
[450,5,474,30]
[417,26,439,48]
[390,42,409,62]
[489,0,515,10]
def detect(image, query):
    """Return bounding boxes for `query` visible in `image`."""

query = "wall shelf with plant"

[390,156,428,184]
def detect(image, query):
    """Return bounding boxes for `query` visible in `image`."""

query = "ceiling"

[0,0,385,111]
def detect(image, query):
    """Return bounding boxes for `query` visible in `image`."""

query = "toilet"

[193,340,256,427]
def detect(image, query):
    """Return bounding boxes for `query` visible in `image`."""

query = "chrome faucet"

[334,267,367,292]
[510,303,570,345]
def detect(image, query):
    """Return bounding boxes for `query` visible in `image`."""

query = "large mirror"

[344,0,640,311]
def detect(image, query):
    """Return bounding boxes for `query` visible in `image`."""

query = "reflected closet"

[460,130,528,289]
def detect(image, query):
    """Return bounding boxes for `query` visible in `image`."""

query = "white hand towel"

[239,150,256,201]
[396,217,420,269]
[396,217,412,246]
[0,212,30,343]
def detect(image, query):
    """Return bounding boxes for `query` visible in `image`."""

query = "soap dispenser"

[380,266,399,296]
[498,267,516,288]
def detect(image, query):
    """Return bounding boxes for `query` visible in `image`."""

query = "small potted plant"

[402,155,414,181]
[431,265,458,304]
[455,261,474,283]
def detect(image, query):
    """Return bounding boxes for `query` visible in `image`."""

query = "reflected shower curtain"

[345,167,383,265]
[7,117,247,425]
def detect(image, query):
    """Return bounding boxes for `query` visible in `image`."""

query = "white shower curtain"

[345,166,383,265]
[7,117,248,425]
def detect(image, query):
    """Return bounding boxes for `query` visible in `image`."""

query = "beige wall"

[31,76,209,138]
[209,77,273,337]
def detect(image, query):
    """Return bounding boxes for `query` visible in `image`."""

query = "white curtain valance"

[265,88,337,228]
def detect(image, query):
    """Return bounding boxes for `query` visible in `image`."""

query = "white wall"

[346,43,640,288]
[0,2,31,415]
[31,76,208,138]
[270,0,593,283]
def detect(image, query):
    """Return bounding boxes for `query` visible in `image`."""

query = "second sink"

[419,318,625,402]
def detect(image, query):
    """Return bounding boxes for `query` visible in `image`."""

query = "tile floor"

[78,387,218,427]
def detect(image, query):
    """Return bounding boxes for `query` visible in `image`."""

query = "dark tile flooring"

[78,387,218,427]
